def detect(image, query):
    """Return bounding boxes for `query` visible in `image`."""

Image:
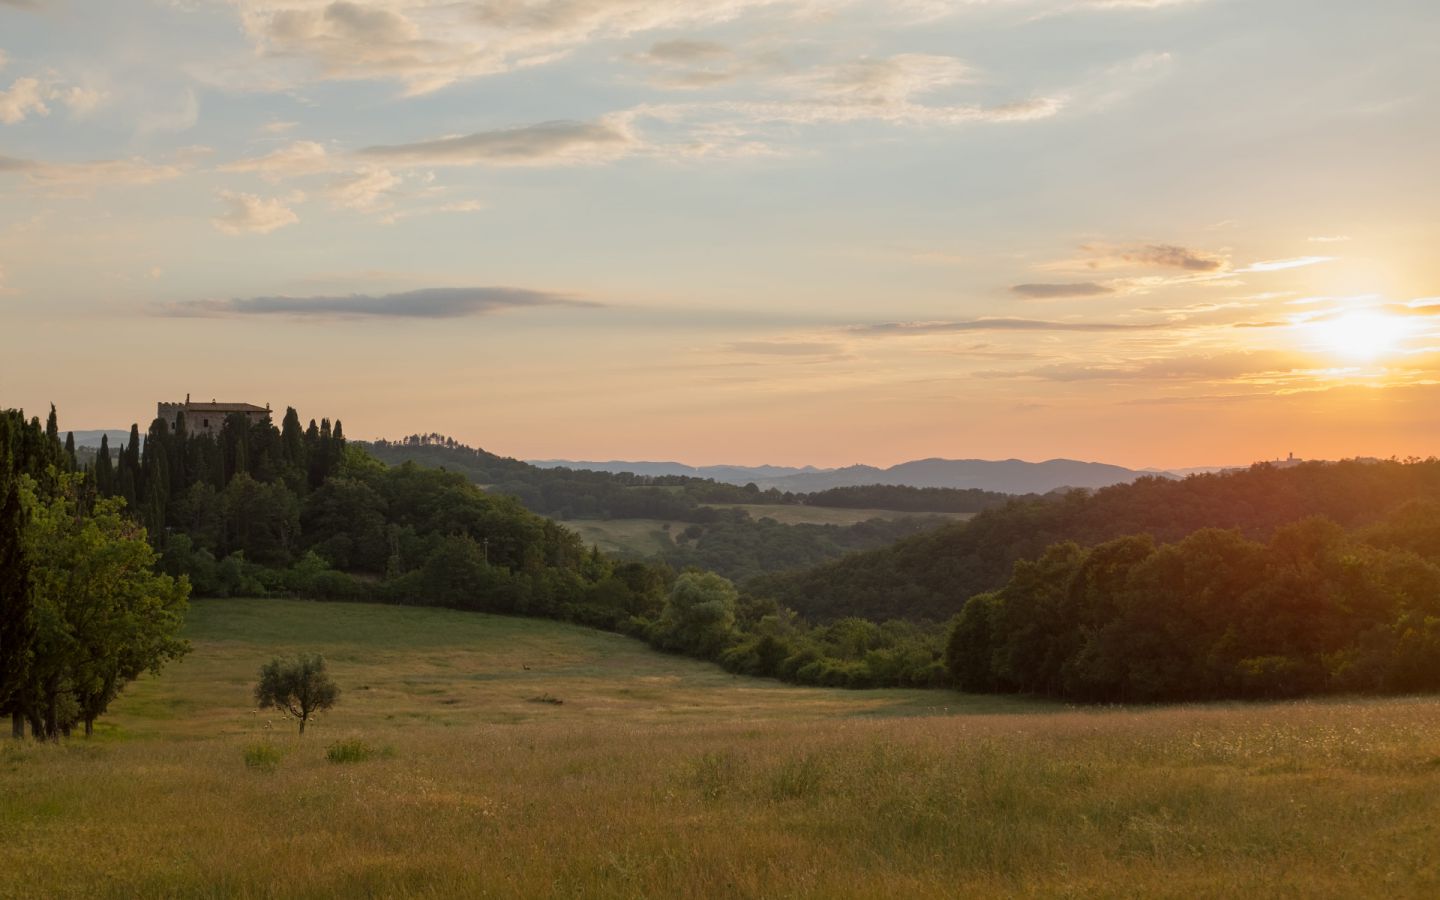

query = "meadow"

[704,504,974,527]
[3,598,1439,898]
[559,506,973,557]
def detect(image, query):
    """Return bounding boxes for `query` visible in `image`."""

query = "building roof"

[178,402,269,413]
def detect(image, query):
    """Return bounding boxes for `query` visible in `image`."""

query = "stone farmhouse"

[157,395,271,437]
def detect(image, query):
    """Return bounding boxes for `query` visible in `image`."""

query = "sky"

[2,0,1438,469]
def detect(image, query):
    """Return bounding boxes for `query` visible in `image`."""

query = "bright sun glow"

[1306,311,1413,361]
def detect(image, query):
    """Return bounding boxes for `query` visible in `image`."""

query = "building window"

[203,419,209,427]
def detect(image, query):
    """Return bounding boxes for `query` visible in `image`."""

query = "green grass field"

[4,599,1440,898]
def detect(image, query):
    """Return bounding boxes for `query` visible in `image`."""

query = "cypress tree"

[170,413,189,493]
[330,420,346,476]
[281,407,305,469]
[95,435,114,496]
[305,419,323,487]
[119,425,142,509]
[63,432,76,471]
[142,419,172,535]
[44,404,59,452]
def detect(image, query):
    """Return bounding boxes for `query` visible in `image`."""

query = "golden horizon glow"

[1304,310,1417,362]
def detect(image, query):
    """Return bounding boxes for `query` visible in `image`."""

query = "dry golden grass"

[3,599,1440,898]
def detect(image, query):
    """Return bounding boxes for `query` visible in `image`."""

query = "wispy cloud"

[158,286,596,320]
[211,190,300,235]
[0,153,185,189]
[234,0,794,94]
[1011,282,1113,298]
[0,77,48,124]
[724,339,847,356]
[1308,235,1350,244]
[220,140,332,178]
[990,350,1318,383]
[1111,243,1226,272]
[852,317,1171,336]
[1047,242,1228,273]
[358,118,637,166]
[1233,256,1335,273]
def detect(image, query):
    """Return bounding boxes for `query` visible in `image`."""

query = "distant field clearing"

[3,599,1439,898]
[558,518,676,555]
[703,503,975,527]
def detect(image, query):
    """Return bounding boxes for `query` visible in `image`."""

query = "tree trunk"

[44,686,59,741]
[298,715,306,735]
[10,711,22,740]
[84,718,94,737]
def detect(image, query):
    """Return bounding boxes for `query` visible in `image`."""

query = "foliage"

[255,653,340,734]
[18,473,190,738]
[652,572,740,657]
[661,513,948,583]
[243,741,283,772]
[946,512,1440,702]
[756,458,1440,623]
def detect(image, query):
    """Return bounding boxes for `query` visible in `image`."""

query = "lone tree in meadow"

[254,653,339,735]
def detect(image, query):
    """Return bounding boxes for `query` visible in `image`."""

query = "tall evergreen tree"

[119,425,142,508]
[169,413,188,494]
[44,405,59,452]
[94,435,114,497]
[62,432,76,471]
[141,419,172,540]
[281,407,306,469]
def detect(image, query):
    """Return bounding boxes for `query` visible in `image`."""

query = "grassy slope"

[558,518,677,556]
[2,599,1439,898]
[706,504,975,527]
[561,507,973,557]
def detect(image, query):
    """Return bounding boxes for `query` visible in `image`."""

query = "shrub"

[326,738,381,763]
[243,741,283,772]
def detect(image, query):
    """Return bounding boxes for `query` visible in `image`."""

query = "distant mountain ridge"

[529,456,1207,495]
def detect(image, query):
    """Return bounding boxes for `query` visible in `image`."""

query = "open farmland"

[3,599,1439,898]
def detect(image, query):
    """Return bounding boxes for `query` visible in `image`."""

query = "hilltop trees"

[756,458,1440,623]
[255,654,339,735]
[945,513,1440,702]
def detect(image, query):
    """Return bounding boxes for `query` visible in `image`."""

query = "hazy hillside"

[751,458,1440,624]
[533,456,1174,494]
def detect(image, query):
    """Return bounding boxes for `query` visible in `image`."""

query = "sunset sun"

[1306,310,1413,361]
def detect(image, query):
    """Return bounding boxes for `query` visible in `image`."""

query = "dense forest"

[947,506,1440,702]
[752,459,1440,623]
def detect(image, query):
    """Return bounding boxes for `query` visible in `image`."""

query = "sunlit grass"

[2,599,1439,898]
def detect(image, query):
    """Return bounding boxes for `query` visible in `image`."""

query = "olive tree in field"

[254,653,339,734]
